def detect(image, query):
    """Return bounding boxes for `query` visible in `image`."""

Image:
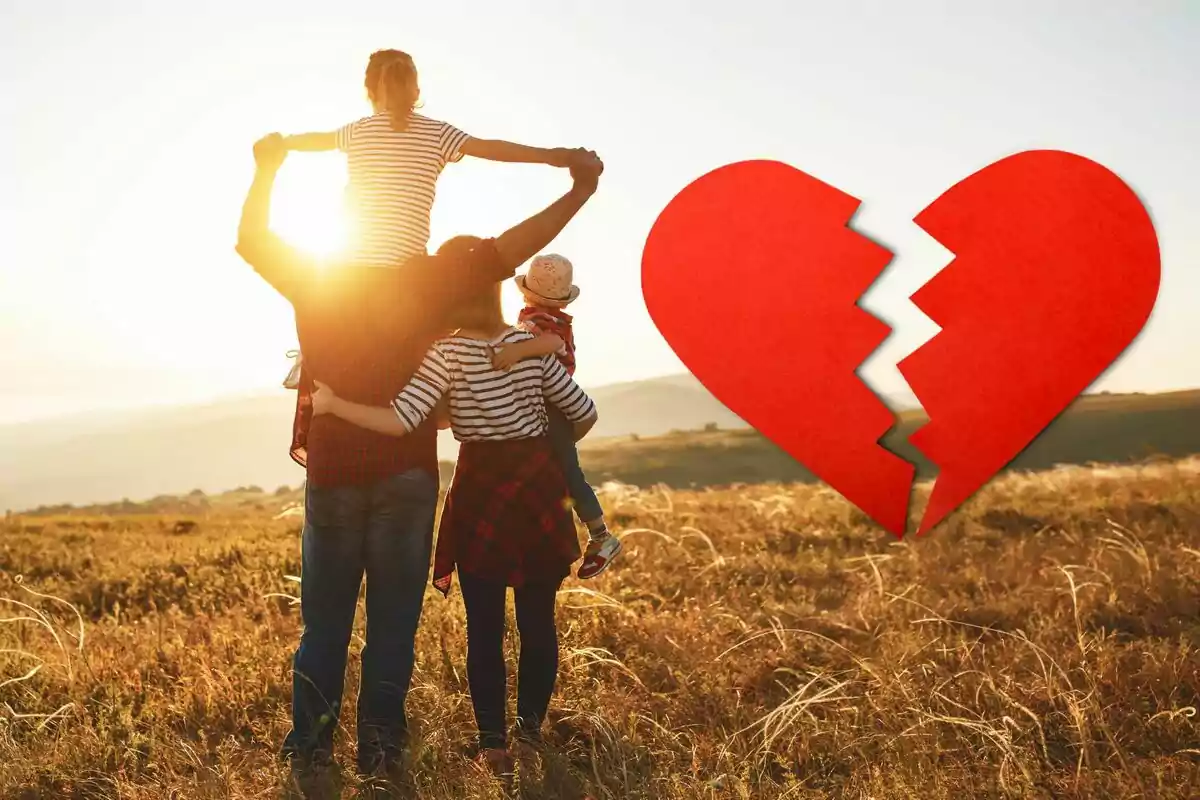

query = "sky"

[1,0,1198,423]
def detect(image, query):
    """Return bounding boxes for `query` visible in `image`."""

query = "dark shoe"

[474,747,515,792]
[513,721,545,748]
[357,748,403,781]
[357,723,410,778]
[283,748,334,769]
[284,751,340,799]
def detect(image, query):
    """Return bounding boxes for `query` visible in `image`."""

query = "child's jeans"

[546,406,604,524]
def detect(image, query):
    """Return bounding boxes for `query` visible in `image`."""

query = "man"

[234,132,603,778]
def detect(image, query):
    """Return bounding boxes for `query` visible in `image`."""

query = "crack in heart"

[641,150,1161,537]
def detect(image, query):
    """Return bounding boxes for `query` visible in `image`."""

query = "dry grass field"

[1,458,1198,798]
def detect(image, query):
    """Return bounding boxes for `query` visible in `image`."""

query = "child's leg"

[458,571,509,752]
[545,406,606,536]
[546,407,622,579]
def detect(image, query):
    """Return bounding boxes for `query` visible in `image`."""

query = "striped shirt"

[335,112,471,266]
[391,328,596,441]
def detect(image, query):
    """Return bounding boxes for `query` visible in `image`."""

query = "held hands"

[310,380,336,416]
[568,149,603,191]
[546,147,575,168]
[550,146,602,169]
[547,146,594,169]
[253,132,287,171]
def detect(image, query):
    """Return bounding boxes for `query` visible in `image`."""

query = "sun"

[268,154,349,259]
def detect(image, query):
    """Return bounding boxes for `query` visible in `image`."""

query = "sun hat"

[514,253,579,307]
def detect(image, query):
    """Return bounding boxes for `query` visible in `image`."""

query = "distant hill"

[1,375,1188,512]
[0,373,779,511]
[577,389,1200,490]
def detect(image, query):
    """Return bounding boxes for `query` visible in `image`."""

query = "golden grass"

[2,459,1199,798]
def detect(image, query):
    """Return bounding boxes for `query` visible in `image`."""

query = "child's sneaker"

[577,530,621,579]
[282,350,302,390]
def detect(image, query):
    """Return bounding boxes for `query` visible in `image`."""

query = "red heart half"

[642,160,916,536]
[898,150,1161,533]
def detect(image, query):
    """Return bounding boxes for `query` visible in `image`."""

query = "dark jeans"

[546,406,603,523]
[282,469,438,772]
[458,571,563,750]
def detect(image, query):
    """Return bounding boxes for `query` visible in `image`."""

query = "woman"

[309,266,598,782]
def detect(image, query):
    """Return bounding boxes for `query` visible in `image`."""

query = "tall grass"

[2,458,1198,798]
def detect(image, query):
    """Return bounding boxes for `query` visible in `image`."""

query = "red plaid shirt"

[432,437,580,595]
[517,306,575,375]
[245,239,514,488]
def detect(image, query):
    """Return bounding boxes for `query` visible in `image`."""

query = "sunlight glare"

[269,155,349,260]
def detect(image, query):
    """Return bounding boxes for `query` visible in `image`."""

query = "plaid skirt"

[433,436,582,596]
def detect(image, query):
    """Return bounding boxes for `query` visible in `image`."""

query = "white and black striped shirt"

[391,328,596,441]
[335,112,471,266]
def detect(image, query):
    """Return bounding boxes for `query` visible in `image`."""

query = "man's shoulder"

[426,238,501,273]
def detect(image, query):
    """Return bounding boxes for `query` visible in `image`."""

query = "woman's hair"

[435,236,505,331]
[445,280,504,333]
[365,49,421,132]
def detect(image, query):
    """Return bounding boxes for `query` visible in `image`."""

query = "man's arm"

[492,152,603,272]
[234,134,317,303]
[408,152,604,323]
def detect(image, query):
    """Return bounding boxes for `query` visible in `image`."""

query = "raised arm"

[493,152,603,271]
[460,138,572,166]
[283,131,339,152]
[404,153,604,324]
[542,355,598,441]
[234,133,318,302]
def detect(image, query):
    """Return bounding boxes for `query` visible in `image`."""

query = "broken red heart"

[641,152,1160,537]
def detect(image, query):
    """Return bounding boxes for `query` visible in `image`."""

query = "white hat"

[515,253,579,307]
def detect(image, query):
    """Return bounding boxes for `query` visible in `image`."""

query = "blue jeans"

[282,469,438,772]
[546,406,604,524]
